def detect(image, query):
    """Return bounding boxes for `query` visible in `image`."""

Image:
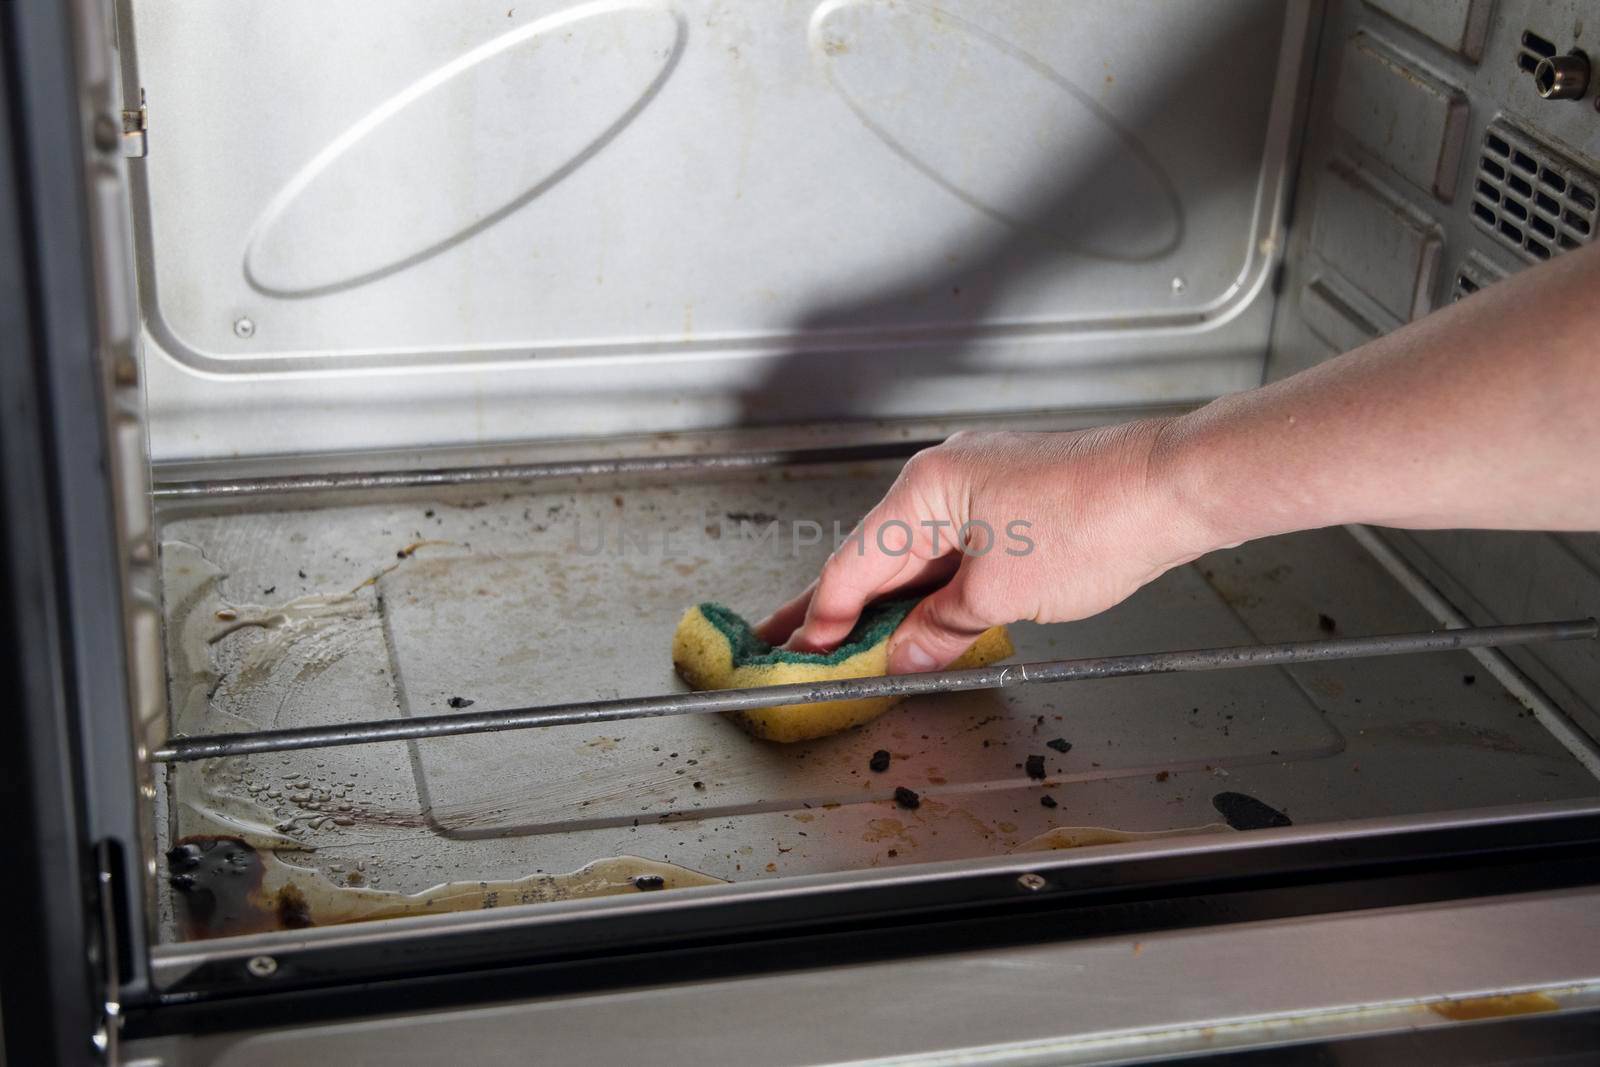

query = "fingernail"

[892,641,938,674]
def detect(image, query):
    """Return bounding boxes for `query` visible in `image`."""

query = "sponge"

[672,599,1014,743]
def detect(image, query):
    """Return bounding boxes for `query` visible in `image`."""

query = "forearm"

[1160,240,1600,551]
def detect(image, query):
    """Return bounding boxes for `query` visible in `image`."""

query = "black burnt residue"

[1317,613,1337,633]
[893,786,921,810]
[1025,754,1046,779]
[869,749,891,773]
[167,835,325,939]
[1212,791,1293,831]
[633,874,666,891]
[166,836,269,940]
[276,884,313,929]
[447,696,475,709]
[1040,794,1058,809]
[1045,738,1072,753]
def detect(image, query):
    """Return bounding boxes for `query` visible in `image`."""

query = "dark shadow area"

[739,1,1292,427]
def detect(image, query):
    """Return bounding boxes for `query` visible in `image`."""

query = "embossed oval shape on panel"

[811,0,1182,261]
[245,0,685,297]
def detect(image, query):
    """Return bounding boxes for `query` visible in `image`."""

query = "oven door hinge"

[89,840,124,1065]
[120,91,147,158]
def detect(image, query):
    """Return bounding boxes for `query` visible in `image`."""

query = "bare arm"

[1163,239,1600,542]
[759,241,1600,672]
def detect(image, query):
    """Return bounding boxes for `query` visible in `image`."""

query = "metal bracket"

[120,92,145,158]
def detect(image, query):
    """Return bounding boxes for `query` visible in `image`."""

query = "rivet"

[233,317,256,339]
[246,954,278,978]
[1017,872,1047,891]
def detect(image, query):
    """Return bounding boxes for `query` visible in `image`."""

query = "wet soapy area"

[167,835,721,940]
[153,466,1600,943]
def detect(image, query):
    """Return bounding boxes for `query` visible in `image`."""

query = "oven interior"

[67,0,1600,1011]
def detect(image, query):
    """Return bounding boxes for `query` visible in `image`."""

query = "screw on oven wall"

[1533,51,1590,100]
[246,955,278,978]
[1170,276,1186,295]
[233,317,256,339]
[1017,872,1047,891]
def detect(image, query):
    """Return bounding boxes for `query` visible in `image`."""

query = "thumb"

[886,571,996,674]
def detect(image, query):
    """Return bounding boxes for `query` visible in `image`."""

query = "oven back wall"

[123,0,1308,464]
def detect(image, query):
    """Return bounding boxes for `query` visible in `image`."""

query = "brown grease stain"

[1429,992,1560,1021]
[169,835,722,941]
[1011,823,1230,853]
[862,818,917,845]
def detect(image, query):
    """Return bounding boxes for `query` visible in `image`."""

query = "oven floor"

[155,464,1600,941]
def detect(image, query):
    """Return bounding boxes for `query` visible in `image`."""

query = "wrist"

[1143,407,1252,560]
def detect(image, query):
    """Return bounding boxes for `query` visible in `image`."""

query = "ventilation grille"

[1517,30,1557,74]
[1452,271,1481,301]
[1472,125,1597,263]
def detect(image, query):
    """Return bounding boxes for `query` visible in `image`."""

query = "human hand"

[754,421,1217,673]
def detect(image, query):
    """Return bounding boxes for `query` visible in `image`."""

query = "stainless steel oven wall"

[121,0,1311,466]
[1266,0,1600,740]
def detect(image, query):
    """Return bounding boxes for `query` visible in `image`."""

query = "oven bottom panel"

[152,462,1600,943]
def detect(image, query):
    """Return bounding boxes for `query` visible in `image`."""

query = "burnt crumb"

[893,786,921,810]
[1212,791,1293,831]
[297,569,307,579]
[1025,754,1046,780]
[1155,770,1170,782]
[1040,794,1058,809]
[446,696,475,709]
[1463,674,1477,686]
[632,874,666,891]
[1317,613,1337,633]
[887,849,898,857]
[869,749,891,773]
[424,509,435,518]
[1045,737,1072,753]
[262,585,276,595]
[692,781,706,791]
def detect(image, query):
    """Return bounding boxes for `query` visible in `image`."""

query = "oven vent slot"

[1518,30,1558,74]
[1452,271,1480,300]
[1472,124,1597,263]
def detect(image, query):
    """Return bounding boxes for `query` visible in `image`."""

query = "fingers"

[885,568,999,674]
[784,463,965,651]
[753,581,815,645]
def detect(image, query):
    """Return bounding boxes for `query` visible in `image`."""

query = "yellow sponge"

[672,600,1014,743]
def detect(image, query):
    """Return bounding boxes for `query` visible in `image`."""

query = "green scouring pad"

[672,599,1014,742]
